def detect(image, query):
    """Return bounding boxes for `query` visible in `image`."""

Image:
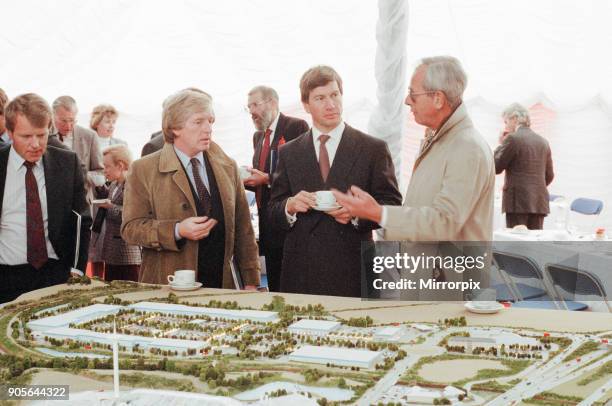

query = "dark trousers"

[0,259,67,304]
[264,246,283,292]
[506,213,545,230]
[104,264,140,282]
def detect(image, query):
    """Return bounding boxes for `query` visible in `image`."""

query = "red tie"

[319,134,331,182]
[24,161,49,269]
[256,128,272,208]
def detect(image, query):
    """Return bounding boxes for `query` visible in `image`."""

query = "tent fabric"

[2,0,611,229]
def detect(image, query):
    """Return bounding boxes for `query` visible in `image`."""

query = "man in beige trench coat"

[121,89,260,289]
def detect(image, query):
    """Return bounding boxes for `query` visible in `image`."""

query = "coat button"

[182,203,190,210]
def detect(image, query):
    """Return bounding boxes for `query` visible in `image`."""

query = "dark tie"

[318,134,331,182]
[190,158,212,217]
[256,128,272,208]
[24,161,49,269]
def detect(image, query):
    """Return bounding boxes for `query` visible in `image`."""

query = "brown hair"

[299,65,343,103]
[162,89,213,143]
[90,104,118,130]
[5,93,52,132]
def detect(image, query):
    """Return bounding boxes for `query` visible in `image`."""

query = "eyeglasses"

[244,99,270,112]
[407,89,436,101]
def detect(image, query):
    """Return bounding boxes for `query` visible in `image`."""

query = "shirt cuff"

[351,217,359,228]
[285,200,297,226]
[379,206,388,228]
[174,222,183,241]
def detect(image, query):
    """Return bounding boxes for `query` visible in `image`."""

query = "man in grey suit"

[50,96,104,202]
[494,103,554,230]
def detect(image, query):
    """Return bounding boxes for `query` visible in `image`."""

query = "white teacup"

[239,166,251,180]
[315,190,336,207]
[167,270,196,286]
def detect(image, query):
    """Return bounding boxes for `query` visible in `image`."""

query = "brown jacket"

[494,126,554,214]
[121,142,260,287]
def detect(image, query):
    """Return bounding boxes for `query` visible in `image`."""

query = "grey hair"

[52,95,78,113]
[419,56,467,108]
[502,103,531,127]
[248,85,279,103]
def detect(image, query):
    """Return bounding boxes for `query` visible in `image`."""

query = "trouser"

[0,259,67,304]
[506,213,545,230]
[104,264,140,282]
[264,246,283,292]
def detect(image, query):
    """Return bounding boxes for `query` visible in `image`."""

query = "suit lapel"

[0,146,9,217]
[252,130,263,168]
[159,144,197,215]
[326,125,360,190]
[271,113,287,149]
[42,148,63,242]
[206,147,234,249]
[295,130,325,191]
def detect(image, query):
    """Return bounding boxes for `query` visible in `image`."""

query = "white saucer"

[464,301,504,314]
[313,204,341,212]
[169,282,202,291]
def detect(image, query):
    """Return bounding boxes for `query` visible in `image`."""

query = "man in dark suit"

[269,66,402,297]
[495,103,554,229]
[141,130,164,157]
[0,93,91,303]
[243,85,309,292]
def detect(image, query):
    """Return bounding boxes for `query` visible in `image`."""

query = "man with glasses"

[243,85,308,292]
[334,56,495,242]
[50,96,104,202]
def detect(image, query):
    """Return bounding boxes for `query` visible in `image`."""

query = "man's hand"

[243,168,269,187]
[332,186,383,223]
[326,206,352,224]
[178,216,218,241]
[286,191,316,215]
[498,130,510,145]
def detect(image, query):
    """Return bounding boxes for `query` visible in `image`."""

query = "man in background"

[495,103,554,230]
[50,95,104,201]
[0,93,91,303]
[243,85,309,292]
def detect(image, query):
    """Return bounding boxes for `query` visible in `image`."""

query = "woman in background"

[90,104,127,148]
[88,104,128,277]
[97,144,141,281]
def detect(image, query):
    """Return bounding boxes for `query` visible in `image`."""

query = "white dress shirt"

[173,145,211,240]
[0,147,58,265]
[285,122,346,224]
[0,132,10,144]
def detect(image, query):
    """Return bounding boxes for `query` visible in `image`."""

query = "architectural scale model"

[0,280,610,405]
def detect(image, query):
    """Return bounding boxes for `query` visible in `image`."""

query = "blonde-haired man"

[122,89,260,289]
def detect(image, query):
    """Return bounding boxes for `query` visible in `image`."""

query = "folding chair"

[545,264,611,312]
[492,251,552,303]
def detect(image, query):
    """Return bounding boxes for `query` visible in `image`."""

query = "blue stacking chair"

[545,264,611,312]
[570,198,603,215]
